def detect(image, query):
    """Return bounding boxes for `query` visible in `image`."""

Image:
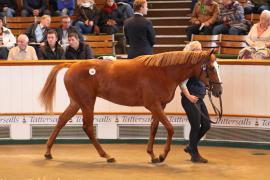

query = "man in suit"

[124,0,155,59]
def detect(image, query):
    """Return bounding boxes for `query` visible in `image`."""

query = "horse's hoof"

[151,158,160,163]
[107,157,116,163]
[44,154,53,160]
[159,154,165,162]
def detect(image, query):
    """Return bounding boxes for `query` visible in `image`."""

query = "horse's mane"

[134,51,209,67]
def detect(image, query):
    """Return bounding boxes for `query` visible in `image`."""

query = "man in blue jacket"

[124,0,155,59]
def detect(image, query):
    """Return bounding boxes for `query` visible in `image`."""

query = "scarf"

[102,3,117,14]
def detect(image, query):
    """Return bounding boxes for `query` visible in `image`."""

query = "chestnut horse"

[39,50,222,163]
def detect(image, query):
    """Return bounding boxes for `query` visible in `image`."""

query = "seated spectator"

[50,0,75,16]
[115,0,134,20]
[65,33,93,59]
[75,0,100,34]
[244,0,269,14]
[21,0,51,17]
[0,0,17,17]
[99,0,123,35]
[25,15,51,52]
[239,10,270,59]
[116,0,133,7]
[213,0,248,35]
[186,0,219,41]
[8,34,38,61]
[56,16,84,49]
[38,29,65,60]
[0,17,16,60]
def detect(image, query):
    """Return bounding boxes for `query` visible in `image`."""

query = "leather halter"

[196,62,223,124]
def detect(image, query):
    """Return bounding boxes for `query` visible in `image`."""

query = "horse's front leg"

[147,118,160,163]
[148,104,174,163]
[45,102,79,159]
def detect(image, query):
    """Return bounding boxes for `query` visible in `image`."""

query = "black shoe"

[184,145,208,163]
[191,154,208,163]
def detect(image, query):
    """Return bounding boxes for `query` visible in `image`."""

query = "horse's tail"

[39,63,72,113]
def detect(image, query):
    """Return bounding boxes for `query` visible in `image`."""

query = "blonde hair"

[183,41,202,51]
[41,15,51,21]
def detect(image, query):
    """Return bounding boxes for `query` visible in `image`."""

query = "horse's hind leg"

[81,99,115,163]
[44,100,80,159]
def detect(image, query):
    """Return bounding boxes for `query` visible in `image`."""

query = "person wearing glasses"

[56,16,84,49]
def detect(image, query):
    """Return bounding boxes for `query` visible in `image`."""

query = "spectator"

[124,0,155,58]
[213,0,248,35]
[25,15,51,53]
[8,34,38,61]
[186,0,219,41]
[21,0,51,17]
[0,0,17,17]
[56,16,84,49]
[244,0,270,14]
[38,29,65,60]
[65,33,93,59]
[0,17,16,60]
[99,0,123,34]
[75,0,100,34]
[116,0,133,7]
[115,0,134,20]
[239,10,270,59]
[50,0,75,16]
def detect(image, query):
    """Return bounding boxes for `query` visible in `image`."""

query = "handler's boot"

[184,145,208,163]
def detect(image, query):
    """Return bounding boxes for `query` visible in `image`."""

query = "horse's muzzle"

[211,84,223,97]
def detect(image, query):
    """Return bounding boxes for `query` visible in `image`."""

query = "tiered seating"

[245,13,260,24]
[83,34,116,57]
[191,34,220,52]
[191,34,248,59]
[219,35,247,58]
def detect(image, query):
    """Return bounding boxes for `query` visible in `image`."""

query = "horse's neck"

[164,64,198,84]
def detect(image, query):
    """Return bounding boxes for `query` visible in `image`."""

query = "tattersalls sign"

[0,114,270,129]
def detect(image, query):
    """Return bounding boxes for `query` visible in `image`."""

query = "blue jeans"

[75,21,93,34]
[213,24,244,35]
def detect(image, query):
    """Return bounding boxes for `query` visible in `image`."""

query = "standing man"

[124,0,155,59]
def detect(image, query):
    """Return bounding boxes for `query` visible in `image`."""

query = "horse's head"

[199,49,223,97]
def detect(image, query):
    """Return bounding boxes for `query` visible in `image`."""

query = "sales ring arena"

[0,60,269,179]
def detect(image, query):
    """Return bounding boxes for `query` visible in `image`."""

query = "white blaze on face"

[213,61,222,83]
